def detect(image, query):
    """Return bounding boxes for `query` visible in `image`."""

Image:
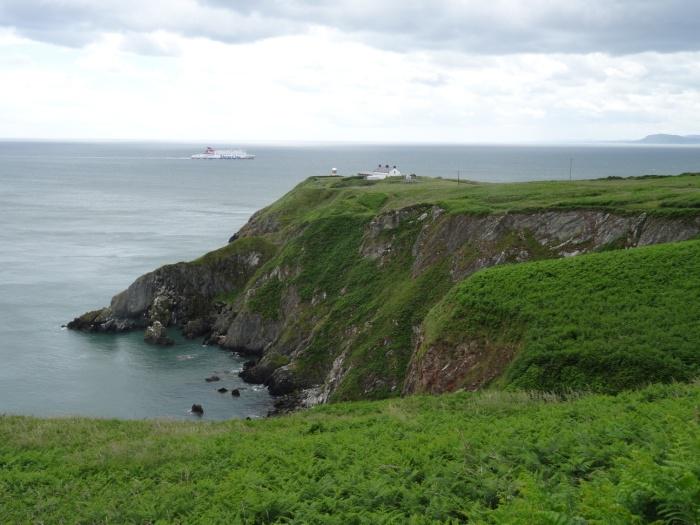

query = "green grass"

[259,209,454,397]
[191,237,277,266]
[248,278,285,320]
[421,240,700,393]
[1,383,698,524]
[261,174,700,235]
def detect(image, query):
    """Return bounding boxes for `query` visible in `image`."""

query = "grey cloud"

[1,0,699,55]
[0,0,291,48]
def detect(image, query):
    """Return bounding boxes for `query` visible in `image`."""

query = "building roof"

[372,164,398,173]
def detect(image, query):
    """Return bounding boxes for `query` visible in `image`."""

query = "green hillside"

[262,172,700,229]
[1,383,698,524]
[200,174,700,400]
[417,240,700,393]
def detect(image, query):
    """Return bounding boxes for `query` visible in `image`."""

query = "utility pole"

[569,158,573,182]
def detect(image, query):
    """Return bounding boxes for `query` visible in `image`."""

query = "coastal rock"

[69,239,274,335]
[205,375,220,382]
[238,363,267,384]
[221,312,282,355]
[268,392,306,416]
[143,321,174,345]
[237,209,281,237]
[267,366,300,396]
[190,404,204,415]
[182,318,210,339]
[66,307,136,332]
[231,388,241,397]
[147,295,172,325]
[217,387,228,393]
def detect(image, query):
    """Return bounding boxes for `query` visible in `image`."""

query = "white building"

[360,164,402,180]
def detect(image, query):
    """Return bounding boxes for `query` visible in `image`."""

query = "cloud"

[2,27,700,142]
[1,0,700,55]
[0,0,292,49]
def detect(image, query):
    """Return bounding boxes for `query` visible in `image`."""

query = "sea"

[2,141,700,420]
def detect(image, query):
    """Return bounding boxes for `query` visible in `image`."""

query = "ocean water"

[2,141,700,420]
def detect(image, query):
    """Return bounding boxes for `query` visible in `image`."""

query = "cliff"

[69,173,700,405]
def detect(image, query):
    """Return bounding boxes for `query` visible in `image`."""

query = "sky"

[1,0,699,143]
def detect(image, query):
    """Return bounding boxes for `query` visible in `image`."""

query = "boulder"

[217,387,228,393]
[231,388,241,397]
[143,321,174,345]
[239,362,270,384]
[205,375,220,382]
[190,404,204,415]
[147,295,172,325]
[267,366,299,396]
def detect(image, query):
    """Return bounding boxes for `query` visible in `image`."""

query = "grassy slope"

[421,240,700,393]
[264,173,700,228]
[195,174,700,399]
[1,383,698,524]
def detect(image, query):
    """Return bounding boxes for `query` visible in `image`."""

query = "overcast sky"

[1,0,699,142]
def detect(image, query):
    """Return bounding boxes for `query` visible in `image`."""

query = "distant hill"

[636,133,700,144]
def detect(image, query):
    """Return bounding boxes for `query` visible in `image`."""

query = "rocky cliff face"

[69,177,700,407]
[68,239,275,337]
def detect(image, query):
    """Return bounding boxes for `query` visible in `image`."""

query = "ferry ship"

[191,147,255,159]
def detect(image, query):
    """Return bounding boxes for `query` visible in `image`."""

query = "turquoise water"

[2,141,700,419]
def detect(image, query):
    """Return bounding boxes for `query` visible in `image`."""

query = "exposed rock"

[267,366,301,396]
[242,359,257,370]
[231,388,241,397]
[239,363,269,384]
[303,351,348,406]
[66,307,136,332]
[205,375,220,383]
[69,241,273,334]
[268,392,305,416]
[147,295,172,325]
[190,404,204,415]
[403,337,519,395]
[143,321,174,346]
[221,312,282,355]
[360,206,428,262]
[217,387,228,393]
[411,211,700,280]
[239,352,290,385]
[182,318,210,339]
[237,209,280,237]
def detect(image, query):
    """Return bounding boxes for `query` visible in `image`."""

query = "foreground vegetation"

[1,382,699,524]
[419,239,700,393]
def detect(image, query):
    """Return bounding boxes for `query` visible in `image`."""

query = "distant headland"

[633,133,700,144]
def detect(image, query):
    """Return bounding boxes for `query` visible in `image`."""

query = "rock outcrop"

[143,321,174,346]
[67,239,274,335]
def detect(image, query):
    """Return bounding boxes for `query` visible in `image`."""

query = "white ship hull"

[191,147,255,160]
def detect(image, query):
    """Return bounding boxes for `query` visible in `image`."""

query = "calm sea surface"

[2,141,700,420]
